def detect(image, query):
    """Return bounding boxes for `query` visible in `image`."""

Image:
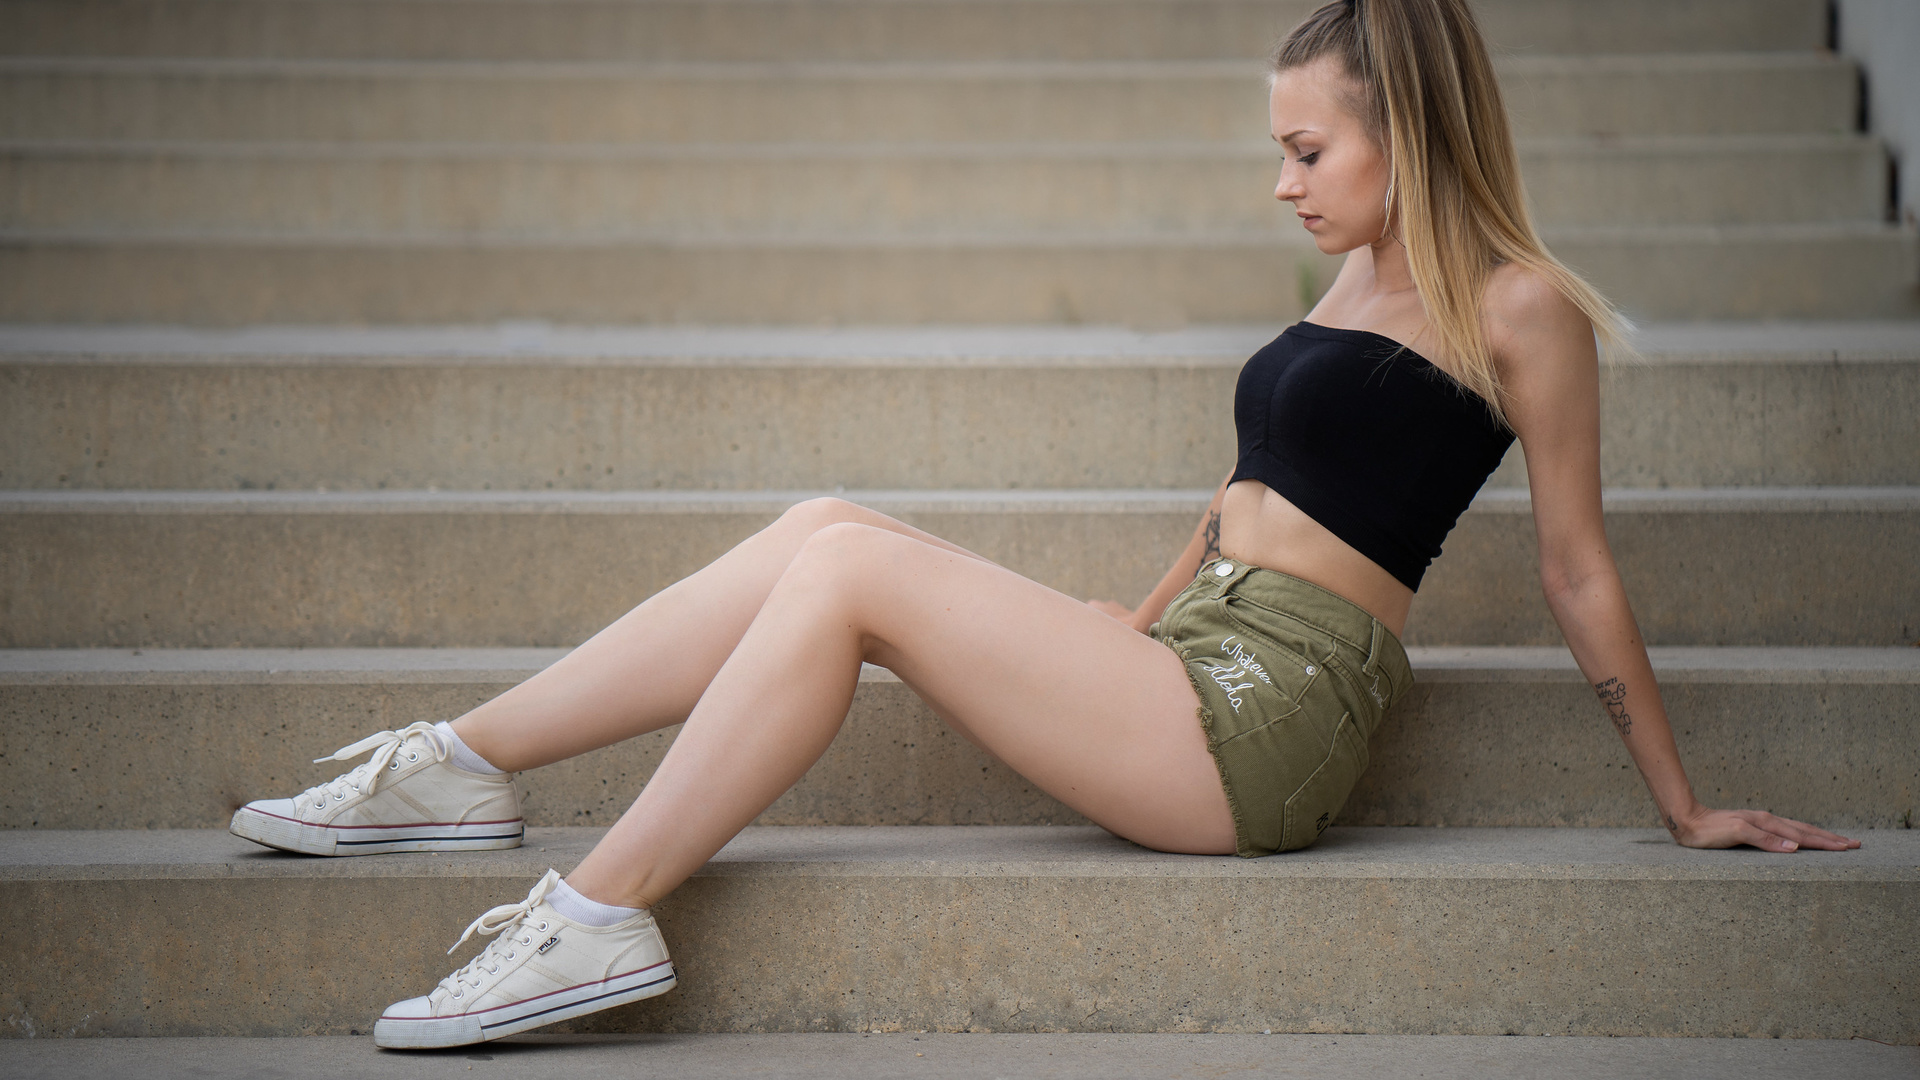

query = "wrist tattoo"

[1202,510,1222,564]
[1593,676,1632,737]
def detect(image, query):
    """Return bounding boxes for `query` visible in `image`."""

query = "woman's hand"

[1670,806,1860,852]
[1086,599,1136,624]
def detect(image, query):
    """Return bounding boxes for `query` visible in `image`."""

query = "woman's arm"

[1490,271,1857,852]
[1090,472,1233,633]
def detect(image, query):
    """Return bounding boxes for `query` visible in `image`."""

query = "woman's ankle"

[550,878,646,925]
[434,721,506,775]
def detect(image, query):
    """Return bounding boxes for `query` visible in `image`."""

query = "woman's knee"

[789,519,897,569]
[776,496,873,539]
[775,521,916,604]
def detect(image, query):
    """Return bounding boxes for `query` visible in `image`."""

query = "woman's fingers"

[1679,808,1861,852]
[1677,811,1753,849]
[1683,810,1791,851]
[1729,818,1798,852]
[1747,810,1860,850]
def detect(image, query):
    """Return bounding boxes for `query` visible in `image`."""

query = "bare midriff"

[1218,479,1414,638]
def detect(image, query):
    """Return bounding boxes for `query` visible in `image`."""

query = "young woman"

[229,0,1858,1050]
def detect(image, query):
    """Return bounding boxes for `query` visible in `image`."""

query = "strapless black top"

[1230,322,1515,591]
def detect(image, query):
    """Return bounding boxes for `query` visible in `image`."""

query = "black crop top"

[1231,322,1514,591]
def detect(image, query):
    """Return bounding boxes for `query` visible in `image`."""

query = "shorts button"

[1214,562,1234,577]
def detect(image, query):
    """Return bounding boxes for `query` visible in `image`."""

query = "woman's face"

[1268,56,1393,255]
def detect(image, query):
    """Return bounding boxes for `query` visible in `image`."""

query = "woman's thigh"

[829,525,1235,856]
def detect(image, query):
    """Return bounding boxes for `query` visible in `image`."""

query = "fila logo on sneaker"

[537,935,561,954]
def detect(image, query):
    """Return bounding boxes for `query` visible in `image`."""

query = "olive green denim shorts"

[1150,559,1413,857]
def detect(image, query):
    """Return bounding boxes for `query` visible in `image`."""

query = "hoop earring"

[1377,173,1395,244]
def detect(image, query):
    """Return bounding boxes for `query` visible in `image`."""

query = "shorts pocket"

[1220,594,1337,673]
[1209,601,1325,709]
[1279,711,1371,852]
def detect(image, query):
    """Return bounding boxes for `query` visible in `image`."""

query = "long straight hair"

[1273,0,1627,425]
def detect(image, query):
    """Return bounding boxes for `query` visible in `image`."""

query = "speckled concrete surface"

[0,0,1842,62]
[0,491,1198,649]
[2,827,1913,1040]
[8,822,1913,877]
[11,230,1914,326]
[0,660,1087,832]
[3,647,1913,831]
[1,1033,1916,1080]
[4,342,1914,491]
[1357,653,1920,830]
[3,490,1917,648]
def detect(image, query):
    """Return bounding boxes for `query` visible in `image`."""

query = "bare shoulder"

[1482,262,1594,370]
[1481,263,1601,439]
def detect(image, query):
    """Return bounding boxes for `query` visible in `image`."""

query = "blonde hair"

[1272,0,1627,424]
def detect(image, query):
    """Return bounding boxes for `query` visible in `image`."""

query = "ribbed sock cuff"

[433,721,505,775]
[548,878,645,926]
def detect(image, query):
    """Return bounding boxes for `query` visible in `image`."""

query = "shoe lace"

[438,870,562,994]
[298,721,451,809]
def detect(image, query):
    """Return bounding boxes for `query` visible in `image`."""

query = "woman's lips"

[1299,214,1322,228]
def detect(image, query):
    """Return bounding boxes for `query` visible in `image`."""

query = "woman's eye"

[1299,152,1320,165]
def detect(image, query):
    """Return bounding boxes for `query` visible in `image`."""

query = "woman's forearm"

[1544,568,1703,832]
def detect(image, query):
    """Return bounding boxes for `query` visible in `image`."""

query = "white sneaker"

[230,721,522,856]
[373,869,677,1048]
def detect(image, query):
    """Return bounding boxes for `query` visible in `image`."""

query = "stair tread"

[5,486,1917,512]
[5,824,1914,880]
[4,320,1918,364]
[5,645,1916,681]
[9,221,1912,244]
[0,131,1885,156]
[0,52,1856,77]
[2,1032,1914,1080]
[0,0,1838,64]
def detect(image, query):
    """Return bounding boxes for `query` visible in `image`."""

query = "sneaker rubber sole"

[229,805,524,856]
[373,961,678,1049]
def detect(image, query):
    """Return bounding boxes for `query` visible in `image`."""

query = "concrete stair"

[7,1034,1920,1080]
[3,324,1918,492]
[2,826,1914,1039]
[4,487,1915,648]
[4,136,1890,234]
[0,0,1835,61]
[2,12,1913,325]
[1,0,1916,1052]
[3,57,1853,146]
[12,226,1915,323]
[3,647,1914,832]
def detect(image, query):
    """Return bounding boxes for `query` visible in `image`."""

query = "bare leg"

[449,498,987,771]
[566,521,1234,909]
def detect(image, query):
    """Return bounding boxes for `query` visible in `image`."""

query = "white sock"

[547,878,644,926]
[433,721,505,775]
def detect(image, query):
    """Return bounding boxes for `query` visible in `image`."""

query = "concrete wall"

[1838,0,1920,223]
